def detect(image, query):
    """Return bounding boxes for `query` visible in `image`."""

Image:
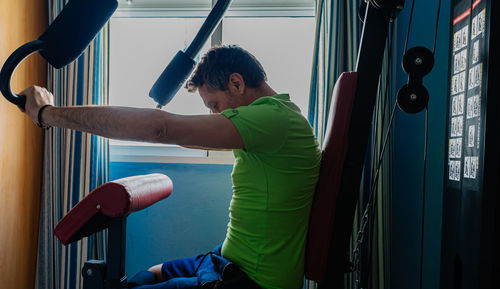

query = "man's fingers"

[19,86,34,97]
[38,87,54,104]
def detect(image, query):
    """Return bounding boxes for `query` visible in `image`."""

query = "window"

[109,0,315,163]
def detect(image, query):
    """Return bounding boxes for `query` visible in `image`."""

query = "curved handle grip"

[151,0,233,108]
[0,40,45,109]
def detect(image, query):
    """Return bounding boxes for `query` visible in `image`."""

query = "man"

[21,45,321,289]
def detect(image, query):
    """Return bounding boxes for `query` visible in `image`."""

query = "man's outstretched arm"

[21,86,244,149]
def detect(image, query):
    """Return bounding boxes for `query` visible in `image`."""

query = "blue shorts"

[128,243,231,289]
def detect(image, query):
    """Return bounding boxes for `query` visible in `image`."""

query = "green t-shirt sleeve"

[222,100,288,153]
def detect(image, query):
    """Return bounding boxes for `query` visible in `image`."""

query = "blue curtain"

[308,0,361,145]
[35,1,109,288]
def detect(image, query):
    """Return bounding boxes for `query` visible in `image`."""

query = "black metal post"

[106,216,127,289]
[184,0,232,59]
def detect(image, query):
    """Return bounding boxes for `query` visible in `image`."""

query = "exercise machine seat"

[54,173,173,245]
[305,72,358,283]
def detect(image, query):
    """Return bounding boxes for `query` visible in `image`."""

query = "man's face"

[198,84,243,114]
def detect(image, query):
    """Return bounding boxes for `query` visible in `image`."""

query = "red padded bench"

[305,72,358,285]
[54,173,173,289]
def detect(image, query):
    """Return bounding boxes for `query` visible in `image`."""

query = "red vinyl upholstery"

[54,173,173,245]
[305,72,358,283]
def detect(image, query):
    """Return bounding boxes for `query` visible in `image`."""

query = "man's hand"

[19,85,55,125]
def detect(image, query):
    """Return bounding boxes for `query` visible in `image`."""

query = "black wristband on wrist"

[37,104,52,129]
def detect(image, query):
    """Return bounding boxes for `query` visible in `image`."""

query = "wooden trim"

[0,1,47,288]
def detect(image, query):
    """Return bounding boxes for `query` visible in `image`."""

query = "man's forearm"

[42,106,169,143]
[21,85,243,149]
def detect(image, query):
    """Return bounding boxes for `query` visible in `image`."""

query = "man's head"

[186,45,268,113]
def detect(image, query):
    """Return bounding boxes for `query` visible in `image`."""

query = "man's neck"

[244,82,277,105]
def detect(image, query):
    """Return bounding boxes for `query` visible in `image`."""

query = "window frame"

[114,0,315,18]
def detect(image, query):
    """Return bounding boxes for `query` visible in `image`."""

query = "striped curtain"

[35,1,109,289]
[308,0,361,144]
[306,1,398,289]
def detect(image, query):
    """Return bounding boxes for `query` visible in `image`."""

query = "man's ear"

[228,73,245,94]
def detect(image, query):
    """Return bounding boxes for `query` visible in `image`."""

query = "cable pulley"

[397,46,434,114]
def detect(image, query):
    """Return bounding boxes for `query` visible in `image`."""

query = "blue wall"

[110,162,234,276]
[391,1,450,289]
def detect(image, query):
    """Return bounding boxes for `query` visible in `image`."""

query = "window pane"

[108,15,315,162]
[222,17,315,117]
[109,17,210,115]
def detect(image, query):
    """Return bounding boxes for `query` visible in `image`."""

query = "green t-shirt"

[221,94,321,289]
